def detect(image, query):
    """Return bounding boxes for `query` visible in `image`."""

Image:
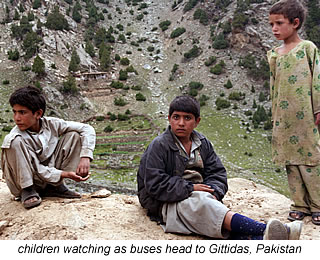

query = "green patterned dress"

[267,40,320,166]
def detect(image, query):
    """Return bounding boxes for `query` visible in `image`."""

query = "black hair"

[9,86,46,116]
[269,0,306,30]
[169,95,200,119]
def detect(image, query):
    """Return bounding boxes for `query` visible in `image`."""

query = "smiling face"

[269,14,299,42]
[168,111,200,141]
[12,104,43,132]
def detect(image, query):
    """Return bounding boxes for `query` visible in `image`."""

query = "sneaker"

[263,219,289,240]
[286,221,303,240]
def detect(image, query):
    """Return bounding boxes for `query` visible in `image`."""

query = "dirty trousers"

[286,165,320,214]
[161,191,230,239]
[1,132,81,197]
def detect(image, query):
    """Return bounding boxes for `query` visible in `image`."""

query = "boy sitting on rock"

[137,95,302,239]
[1,86,96,209]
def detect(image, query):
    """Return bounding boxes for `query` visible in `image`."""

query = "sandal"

[287,211,306,221]
[41,183,81,198]
[21,186,42,209]
[311,212,320,225]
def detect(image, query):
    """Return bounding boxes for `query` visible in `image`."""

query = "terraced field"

[78,114,160,194]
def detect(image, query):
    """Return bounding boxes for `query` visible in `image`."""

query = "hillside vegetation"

[0,0,319,196]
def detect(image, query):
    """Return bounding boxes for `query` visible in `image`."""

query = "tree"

[32,55,46,77]
[85,41,95,57]
[46,7,70,31]
[23,31,41,59]
[68,49,80,72]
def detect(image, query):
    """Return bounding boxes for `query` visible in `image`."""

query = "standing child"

[268,0,320,225]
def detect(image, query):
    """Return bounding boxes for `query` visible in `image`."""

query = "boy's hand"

[193,184,216,199]
[61,171,90,182]
[316,113,320,125]
[76,157,91,177]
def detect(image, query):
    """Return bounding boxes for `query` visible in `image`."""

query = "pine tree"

[32,55,45,77]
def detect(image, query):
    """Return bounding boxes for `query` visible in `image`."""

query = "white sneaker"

[286,221,303,240]
[263,219,289,240]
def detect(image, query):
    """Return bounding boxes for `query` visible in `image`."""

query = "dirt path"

[0,177,319,240]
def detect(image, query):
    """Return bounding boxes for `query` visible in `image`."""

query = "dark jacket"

[137,127,228,220]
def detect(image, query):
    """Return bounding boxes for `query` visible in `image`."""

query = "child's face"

[168,111,200,141]
[12,104,42,132]
[269,14,299,41]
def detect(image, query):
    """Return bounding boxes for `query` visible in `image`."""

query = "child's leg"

[298,165,320,213]
[1,136,45,196]
[286,165,311,214]
[49,131,82,171]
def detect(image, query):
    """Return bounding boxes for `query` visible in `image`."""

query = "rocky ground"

[0,176,319,240]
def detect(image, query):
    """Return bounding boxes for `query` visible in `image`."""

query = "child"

[1,86,96,209]
[268,0,320,225]
[137,95,302,239]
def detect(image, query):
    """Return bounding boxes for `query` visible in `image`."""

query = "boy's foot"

[312,213,320,225]
[286,221,303,240]
[288,210,306,221]
[41,183,81,198]
[21,186,42,209]
[263,219,289,240]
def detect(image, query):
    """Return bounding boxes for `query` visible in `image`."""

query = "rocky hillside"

[0,0,280,121]
[0,0,317,196]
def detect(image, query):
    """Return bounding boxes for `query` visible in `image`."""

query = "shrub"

[104,125,113,133]
[119,70,128,81]
[111,81,124,89]
[118,113,129,121]
[205,56,217,66]
[159,20,171,31]
[61,75,78,94]
[215,97,231,110]
[224,79,233,89]
[7,48,20,61]
[120,57,130,65]
[210,61,225,75]
[45,7,69,31]
[136,92,146,101]
[193,9,209,25]
[184,45,201,59]
[228,91,245,101]
[199,94,209,106]
[96,116,105,121]
[170,27,186,38]
[183,0,200,12]
[212,33,229,49]
[114,97,127,106]
[131,85,142,91]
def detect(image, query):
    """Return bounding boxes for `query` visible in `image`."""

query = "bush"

[45,7,69,31]
[212,33,229,49]
[131,85,142,91]
[159,20,171,31]
[228,91,245,101]
[183,0,200,12]
[215,97,231,110]
[119,70,128,81]
[210,61,225,75]
[114,97,127,106]
[136,92,146,101]
[8,48,20,61]
[120,57,130,65]
[205,56,217,66]
[199,94,209,106]
[111,81,124,89]
[224,79,233,89]
[193,9,209,25]
[184,45,201,59]
[170,27,186,38]
[61,75,78,94]
[118,113,130,121]
[104,125,113,133]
